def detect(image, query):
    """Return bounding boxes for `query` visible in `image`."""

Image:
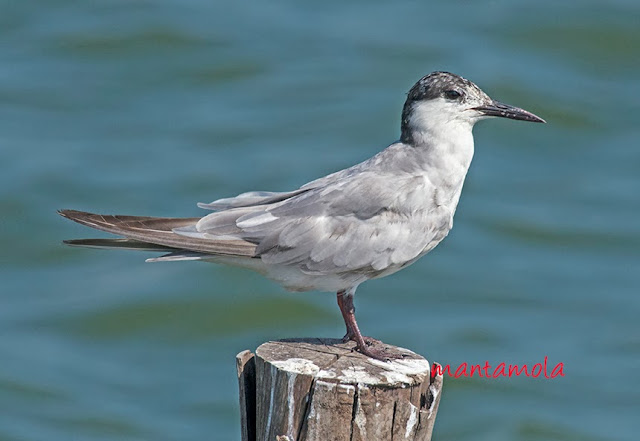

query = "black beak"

[473,101,546,123]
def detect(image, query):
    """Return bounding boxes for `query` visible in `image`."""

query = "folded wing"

[188,173,447,275]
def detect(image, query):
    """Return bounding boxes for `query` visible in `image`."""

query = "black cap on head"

[405,71,482,103]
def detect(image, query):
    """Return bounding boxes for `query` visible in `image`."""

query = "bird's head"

[400,71,545,145]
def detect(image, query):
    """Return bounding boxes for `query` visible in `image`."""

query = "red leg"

[337,290,366,345]
[336,290,401,361]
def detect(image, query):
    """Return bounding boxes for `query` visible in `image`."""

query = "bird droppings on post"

[367,358,432,386]
[406,404,419,438]
[237,339,443,441]
[271,358,321,376]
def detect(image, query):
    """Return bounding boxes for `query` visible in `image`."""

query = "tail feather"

[146,251,209,262]
[63,238,176,251]
[58,209,257,257]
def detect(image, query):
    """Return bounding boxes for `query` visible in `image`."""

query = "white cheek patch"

[408,99,458,128]
[407,99,475,148]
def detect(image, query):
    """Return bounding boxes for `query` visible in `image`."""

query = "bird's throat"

[412,126,475,211]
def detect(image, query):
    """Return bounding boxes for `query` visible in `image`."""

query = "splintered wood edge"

[236,350,256,441]
[418,364,444,440]
[237,350,255,376]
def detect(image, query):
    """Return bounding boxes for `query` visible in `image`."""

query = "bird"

[59,71,545,361]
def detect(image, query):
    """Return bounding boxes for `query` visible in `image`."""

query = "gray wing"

[184,172,451,275]
[198,189,311,210]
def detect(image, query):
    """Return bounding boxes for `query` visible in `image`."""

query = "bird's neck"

[408,122,476,211]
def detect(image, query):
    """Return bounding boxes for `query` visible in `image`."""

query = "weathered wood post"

[236,338,443,441]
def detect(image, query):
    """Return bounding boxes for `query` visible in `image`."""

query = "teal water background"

[1,1,639,440]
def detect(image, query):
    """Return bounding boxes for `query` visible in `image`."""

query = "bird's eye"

[444,90,462,100]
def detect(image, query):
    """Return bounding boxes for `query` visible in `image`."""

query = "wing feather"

[197,188,311,210]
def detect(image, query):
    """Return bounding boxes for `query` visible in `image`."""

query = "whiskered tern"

[60,71,545,360]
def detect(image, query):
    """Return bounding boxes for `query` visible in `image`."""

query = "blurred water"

[1,1,639,440]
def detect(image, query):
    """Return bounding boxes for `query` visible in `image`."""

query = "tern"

[60,71,545,360]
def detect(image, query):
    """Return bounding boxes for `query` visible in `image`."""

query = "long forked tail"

[58,209,257,257]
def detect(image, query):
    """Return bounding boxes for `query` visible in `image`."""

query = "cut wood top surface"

[256,338,430,387]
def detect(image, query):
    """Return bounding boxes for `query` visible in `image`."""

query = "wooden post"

[236,338,443,441]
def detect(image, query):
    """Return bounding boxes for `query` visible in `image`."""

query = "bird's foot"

[342,332,405,361]
[354,340,407,362]
[342,332,381,346]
